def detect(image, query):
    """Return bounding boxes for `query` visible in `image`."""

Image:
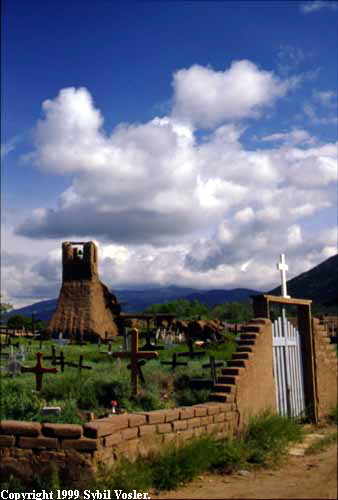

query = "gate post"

[297,304,318,422]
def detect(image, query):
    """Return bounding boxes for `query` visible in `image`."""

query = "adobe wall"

[312,318,337,420]
[48,280,121,340]
[233,319,276,427]
[0,403,237,484]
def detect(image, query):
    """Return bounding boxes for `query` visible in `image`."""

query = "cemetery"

[0,242,337,489]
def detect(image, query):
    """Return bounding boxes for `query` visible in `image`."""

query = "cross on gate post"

[21,352,58,391]
[277,253,292,416]
[112,328,158,396]
[277,253,290,299]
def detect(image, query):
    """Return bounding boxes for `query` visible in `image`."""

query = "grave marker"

[21,352,58,391]
[202,356,224,384]
[112,328,158,396]
[3,353,22,377]
[161,353,188,371]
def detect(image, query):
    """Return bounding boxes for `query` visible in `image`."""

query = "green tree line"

[146,299,253,323]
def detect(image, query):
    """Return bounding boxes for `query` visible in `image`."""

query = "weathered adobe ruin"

[47,241,122,341]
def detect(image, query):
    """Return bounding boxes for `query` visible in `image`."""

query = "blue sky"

[1,0,337,307]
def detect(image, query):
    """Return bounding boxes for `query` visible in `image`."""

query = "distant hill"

[7,254,337,321]
[268,254,338,308]
[5,286,261,321]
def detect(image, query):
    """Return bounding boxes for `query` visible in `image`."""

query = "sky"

[1,0,337,308]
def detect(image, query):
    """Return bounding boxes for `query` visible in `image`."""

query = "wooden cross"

[67,354,92,371]
[277,253,290,298]
[44,346,57,364]
[127,359,146,384]
[161,353,188,371]
[202,356,224,384]
[21,352,57,391]
[112,328,158,396]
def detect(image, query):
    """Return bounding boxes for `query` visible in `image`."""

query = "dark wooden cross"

[67,354,92,371]
[21,352,58,391]
[44,346,57,364]
[161,353,188,371]
[54,351,65,372]
[202,356,224,384]
[127,359,146,384]
[112,328,158,396]
[178,337,206,359]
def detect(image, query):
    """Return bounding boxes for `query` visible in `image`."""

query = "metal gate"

[272,312,306,418]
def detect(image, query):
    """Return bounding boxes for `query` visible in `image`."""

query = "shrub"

[0,381,42,420]
[152,437,216,490]
[94,458,152,495]
[328,404,338,424]
[244,411,304,465]
[212,438,247,473]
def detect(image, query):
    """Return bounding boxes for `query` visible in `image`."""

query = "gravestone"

[3,353,22,377]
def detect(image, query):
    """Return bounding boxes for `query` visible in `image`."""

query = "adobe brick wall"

[312,318,337,420]
[0,403,238,483]
[226,318,276,427]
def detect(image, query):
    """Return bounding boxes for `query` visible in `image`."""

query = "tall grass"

[93,412,304,493]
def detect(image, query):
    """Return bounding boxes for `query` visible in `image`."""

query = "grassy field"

[0,331,237,423]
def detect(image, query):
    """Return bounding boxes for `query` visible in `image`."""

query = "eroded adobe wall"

[0,403,238,484]
[312,318,337,420]
[226,318,276,427]
[48,280,121,340]
[47,242,122,340]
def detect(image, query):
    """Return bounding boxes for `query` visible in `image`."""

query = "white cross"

[277,253,290,298]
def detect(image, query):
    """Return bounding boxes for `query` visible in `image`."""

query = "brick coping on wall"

[0,402,238,453]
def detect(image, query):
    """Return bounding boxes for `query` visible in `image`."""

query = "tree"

[211,302,253,323]
[0,296,13,316]
[145,299,210,319]
[7,314,27,330]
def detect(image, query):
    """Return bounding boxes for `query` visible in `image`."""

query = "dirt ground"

[152,431,337,500]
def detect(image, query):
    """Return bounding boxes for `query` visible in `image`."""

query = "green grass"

[328,404,338,424]
[243,411,304,465]
[92,412,304,494]
[0,334,236,421]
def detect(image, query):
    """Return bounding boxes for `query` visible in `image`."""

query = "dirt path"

[152,434,337,499]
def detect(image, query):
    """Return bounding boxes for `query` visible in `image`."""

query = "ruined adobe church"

[47,241,122,340]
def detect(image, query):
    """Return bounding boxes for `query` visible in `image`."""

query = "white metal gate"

[272,312,306,418]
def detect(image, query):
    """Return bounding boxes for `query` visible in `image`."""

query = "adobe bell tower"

[47,241,122,340]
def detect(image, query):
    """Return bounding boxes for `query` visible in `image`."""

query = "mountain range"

[5,254,337,321]
[268,253,337,308]
[5,287,261,321]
